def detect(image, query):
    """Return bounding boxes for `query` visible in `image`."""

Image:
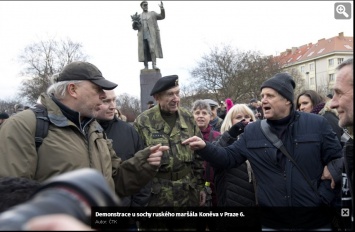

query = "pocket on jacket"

[247,139,278,165]
[151,182,162,194]
[246,139,273,149]
[187,182,199,206]
[175,143,194,162]
[148,182,164,206]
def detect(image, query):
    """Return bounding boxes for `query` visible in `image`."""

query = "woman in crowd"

[296,89,349,224]
[296,90,343,141]
[213,103,257,231]
[114,107,127,122]
[191,100,221,231]
[214,104,257,208]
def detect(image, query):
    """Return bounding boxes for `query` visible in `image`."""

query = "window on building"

[338,58,344,64]
[300,66,305,73]
[310,63,314,71]
[329,73,335,81]
[310,77,315,85]
[328,59,334,66]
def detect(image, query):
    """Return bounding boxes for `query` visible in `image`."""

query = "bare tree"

[116,93,141,122]
[0,98,24,115]
[188,44,283,104]
[18,37,88,103]
[283,67,306,101]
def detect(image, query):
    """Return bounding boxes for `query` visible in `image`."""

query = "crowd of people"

[0,57,353,231]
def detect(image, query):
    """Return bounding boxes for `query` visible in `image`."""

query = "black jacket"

[198,111,343,229]
[213,132,256,207]
[100,117,151,207]
[344,138,353,206]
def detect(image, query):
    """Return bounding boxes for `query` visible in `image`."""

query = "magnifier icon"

[336,5,349,18]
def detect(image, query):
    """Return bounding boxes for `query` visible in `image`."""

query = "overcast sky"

[0,1,353,102]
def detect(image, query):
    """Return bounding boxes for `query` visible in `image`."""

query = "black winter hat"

[0,112,9,119]
[260,73,296,103]
[57,62,117,90]
[150,75,179,96]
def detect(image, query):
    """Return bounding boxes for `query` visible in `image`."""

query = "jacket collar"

[148,106,189,131]
[40,93,94,130]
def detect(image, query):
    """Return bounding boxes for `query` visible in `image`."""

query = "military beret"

[150,75,179,96]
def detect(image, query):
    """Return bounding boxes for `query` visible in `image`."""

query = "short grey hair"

[336,58,353,71]
[191,99,212,115]
[47,80,83,100]
[336,58,353,86]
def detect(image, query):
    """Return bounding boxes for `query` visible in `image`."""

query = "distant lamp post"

[305,71,310,89]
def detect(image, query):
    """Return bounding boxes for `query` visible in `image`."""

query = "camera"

[0,168,120,230]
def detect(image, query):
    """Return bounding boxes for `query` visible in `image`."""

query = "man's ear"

[67,83,78,98]
[153,94,159,102]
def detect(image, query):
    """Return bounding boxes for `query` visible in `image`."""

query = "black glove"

[228,120,247,138]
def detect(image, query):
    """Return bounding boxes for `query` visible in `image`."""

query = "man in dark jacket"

[330,57,353,230]
[183,73,343,230]
[97,90,150,230]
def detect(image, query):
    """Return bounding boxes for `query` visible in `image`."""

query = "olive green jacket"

[0,93,158,197]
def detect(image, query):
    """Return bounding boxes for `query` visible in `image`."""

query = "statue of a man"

[132,1,165,70]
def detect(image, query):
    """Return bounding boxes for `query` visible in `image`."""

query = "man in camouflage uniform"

[133,75,205,230]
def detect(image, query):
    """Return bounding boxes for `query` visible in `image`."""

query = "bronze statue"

[132,1,165,70]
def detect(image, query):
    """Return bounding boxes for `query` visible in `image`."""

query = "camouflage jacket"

[134,105,204,206]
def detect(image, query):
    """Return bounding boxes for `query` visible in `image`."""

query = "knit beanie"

[260,73,296,103]
[225,98,233,112]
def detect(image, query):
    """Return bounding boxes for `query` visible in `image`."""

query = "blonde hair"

[220,104,256,133]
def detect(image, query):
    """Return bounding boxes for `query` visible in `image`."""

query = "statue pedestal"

[140,69,161,112]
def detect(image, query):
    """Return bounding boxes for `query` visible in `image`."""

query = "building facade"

[274,32,353,96]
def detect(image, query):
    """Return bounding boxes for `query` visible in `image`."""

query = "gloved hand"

[228,120,247,138]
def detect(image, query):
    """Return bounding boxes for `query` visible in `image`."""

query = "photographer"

[25,214,92,231]
[0,169,120,230]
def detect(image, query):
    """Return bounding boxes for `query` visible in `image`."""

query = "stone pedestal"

[140,69,162,112]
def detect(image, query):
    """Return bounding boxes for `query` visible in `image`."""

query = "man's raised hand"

[182,136,206,151]
[148,144,169,166]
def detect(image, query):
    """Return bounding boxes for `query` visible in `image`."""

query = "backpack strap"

[30,104,49,152]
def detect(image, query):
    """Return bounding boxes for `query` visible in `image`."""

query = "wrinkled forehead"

[164,86,180,94]
[261,87,279,96]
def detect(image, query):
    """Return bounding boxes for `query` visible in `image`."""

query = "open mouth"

[263,106,271,111]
